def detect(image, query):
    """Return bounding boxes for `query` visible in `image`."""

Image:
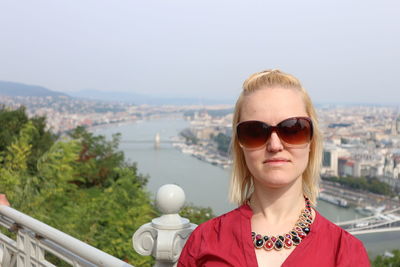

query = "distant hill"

[0,80,234,105]
[0,81,68,97]
[70,89,234,105]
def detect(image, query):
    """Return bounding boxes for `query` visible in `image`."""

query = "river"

[92,115,399,258]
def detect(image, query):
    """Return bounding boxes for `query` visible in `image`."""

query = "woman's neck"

[249,178,305,225]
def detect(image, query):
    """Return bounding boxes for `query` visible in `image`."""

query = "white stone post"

[132,184,197,267]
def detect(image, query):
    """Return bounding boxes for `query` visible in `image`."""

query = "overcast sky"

[0,0,399,104]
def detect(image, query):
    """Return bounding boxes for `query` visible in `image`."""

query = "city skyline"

[1,1,400,104]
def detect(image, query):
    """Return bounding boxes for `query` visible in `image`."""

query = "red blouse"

[178,204,370,267]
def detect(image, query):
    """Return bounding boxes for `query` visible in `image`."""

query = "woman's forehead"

[240,88,307,123]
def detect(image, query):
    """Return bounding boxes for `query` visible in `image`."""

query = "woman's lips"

[263,158,290,164]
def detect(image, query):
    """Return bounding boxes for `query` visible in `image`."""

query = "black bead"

[275,240,283,250]
[292,235,301,245]
[302,227,310,234]
[290,231,298,236]
[255,238,264,248]
[263,236,269,241]
[278,235,284,241]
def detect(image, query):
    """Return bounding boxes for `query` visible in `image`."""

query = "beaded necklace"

[251,196,313,251]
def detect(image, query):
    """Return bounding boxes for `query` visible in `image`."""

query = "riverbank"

[321,179,400,212]
[172,142,231,169]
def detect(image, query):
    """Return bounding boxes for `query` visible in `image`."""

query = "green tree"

[372,250,400,266]
[68,126,125,187]
[212,132,231,155]
[0,120,38,202]
[10,134,155,266]
[0,105,56,174]
[180,204,215,225]
[0,106,215,266]
[180,128,198,145]
[322,176,394,197]
[0,108,156,265]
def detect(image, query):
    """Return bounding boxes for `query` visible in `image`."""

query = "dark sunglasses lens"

[278,118,312,145]
[237,121,269,149]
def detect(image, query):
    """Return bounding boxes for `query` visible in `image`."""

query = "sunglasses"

[236,117,313,150]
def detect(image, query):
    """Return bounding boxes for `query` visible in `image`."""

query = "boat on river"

[319,192,349,208]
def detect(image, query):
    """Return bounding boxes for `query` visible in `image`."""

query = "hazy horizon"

[1,0,399,105]
[2,80,400,107]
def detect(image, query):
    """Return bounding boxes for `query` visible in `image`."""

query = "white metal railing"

[0,205,133,267]
[0,184,196,267]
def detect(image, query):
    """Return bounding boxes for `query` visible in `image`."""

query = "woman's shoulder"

[312,210,370,266]
[190,205,247,237]
[314,211,362,242]
[178,205,250,266]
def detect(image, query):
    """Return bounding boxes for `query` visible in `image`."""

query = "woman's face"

[239,87,310,189]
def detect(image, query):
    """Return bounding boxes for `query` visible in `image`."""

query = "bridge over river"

[338,207,400,235]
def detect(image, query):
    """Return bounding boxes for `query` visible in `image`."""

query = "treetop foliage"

[212,132,231,155]
[0,106,155,265]
[372,249,400,266]
[322,176,395,196]
[0,105,56,174]
[0,106,214,266]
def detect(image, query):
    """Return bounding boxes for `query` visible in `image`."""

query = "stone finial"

[156,184,185,214]
[132,184,197,267]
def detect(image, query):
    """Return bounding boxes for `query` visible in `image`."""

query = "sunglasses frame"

[236,116,313,150]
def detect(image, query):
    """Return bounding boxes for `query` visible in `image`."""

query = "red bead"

[298,231,307,239]
[284,238,293,248]
[271,236,277,242]
[264,240,274,251]
[256,234,262,239]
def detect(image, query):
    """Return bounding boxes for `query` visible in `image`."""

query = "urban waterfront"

[93,115,400,258]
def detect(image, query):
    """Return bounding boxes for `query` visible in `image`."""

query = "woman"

[178,69,370,266]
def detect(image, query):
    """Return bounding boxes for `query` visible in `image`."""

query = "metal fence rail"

[0,205,133,267]
[0,184,196,267]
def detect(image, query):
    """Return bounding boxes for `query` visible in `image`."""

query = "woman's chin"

[254,174,302,190]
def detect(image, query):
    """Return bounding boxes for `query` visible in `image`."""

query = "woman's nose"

[266,131,284,152]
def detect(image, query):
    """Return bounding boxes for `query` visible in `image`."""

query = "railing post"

[132,184,197,267]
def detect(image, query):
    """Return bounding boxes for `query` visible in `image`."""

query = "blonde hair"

[229,69,323,205]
